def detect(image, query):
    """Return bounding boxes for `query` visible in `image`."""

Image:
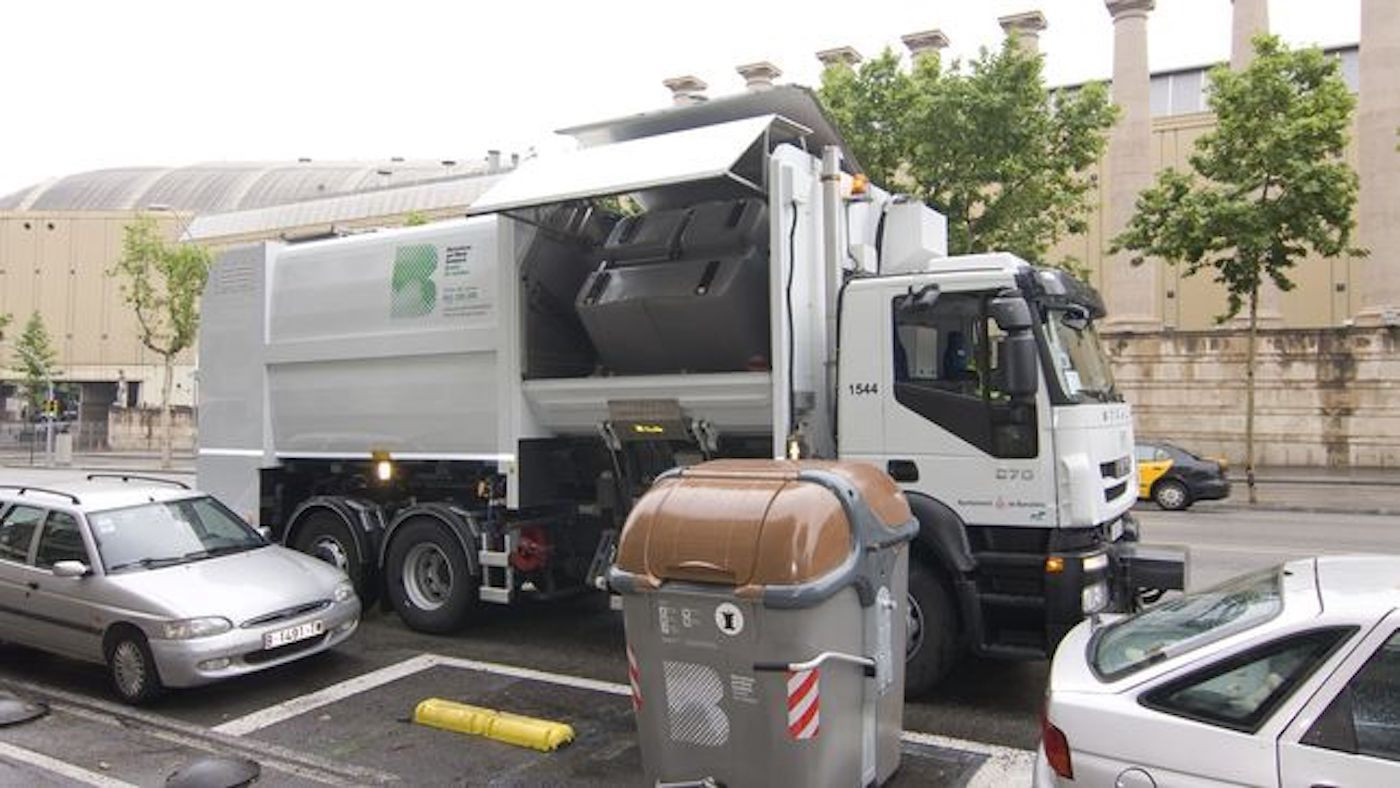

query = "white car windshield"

[89,496,266,573]
[1043,308,1118,402]
[1091,567,1283,679]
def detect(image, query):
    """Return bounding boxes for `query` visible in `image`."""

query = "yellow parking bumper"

[412,698,575,752]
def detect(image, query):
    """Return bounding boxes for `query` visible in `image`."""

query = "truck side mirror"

[1002,332,1039,398]
[989,297,1033,331]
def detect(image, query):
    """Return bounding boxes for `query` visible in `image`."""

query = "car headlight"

[333,581,356,603]
[162,617,233,640]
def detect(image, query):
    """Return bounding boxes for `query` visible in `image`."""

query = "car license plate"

[264,620,324,649]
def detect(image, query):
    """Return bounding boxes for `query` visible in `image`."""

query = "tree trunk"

[160,353,174,470]
[1245,284,1259,505]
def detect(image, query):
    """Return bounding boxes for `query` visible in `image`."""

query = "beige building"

[0,159,506,447]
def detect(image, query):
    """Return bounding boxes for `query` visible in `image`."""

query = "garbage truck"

[197,86,1185,693]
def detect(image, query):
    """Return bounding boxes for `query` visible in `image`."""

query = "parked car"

[1036,555,1400,787]
[1135,441,1230,510]
[0,475,360,703]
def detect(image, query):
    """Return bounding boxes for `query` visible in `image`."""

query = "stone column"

[998,11,1048,55]
[1231,0,1283,325]
[736,61,782,92]
[901,29,950,61]
[816,46,862,69]
[1103,0,1161,332]
[1356,0,1400,325]
[1231,0,1269,69]
[662,75,708,106]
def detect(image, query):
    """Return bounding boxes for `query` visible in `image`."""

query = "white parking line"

[214,652,1034,784]
[0,741,138,788]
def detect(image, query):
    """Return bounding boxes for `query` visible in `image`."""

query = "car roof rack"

[0,485,81,505]
[84,473,191,490]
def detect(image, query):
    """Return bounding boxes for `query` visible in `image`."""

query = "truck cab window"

[892,293,1033,458]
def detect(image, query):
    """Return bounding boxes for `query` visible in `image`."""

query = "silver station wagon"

[0,476,360,703]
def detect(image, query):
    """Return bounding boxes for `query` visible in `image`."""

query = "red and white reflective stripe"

[786,668,820,740]
[627,646,643,711]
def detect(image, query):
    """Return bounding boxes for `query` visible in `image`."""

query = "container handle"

[753,651,876,678]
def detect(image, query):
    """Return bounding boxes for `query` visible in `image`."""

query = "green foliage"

[1111,35,1362,321]
[14,312,57,413]
[820,42,1117,269]
[404,211,430,227]
[112,215,213,360]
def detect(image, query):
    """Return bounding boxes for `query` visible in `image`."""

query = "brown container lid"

[614,460,913,593]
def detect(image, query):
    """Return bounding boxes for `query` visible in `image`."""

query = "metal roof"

[0,159,502,214]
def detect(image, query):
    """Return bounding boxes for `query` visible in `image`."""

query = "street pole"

[44,380,55,467]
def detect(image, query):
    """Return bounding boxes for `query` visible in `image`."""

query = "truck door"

[878,285,1053,527]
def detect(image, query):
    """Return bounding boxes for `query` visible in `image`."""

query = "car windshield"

[89,496,266,573]
[1090,566,1283,680]
[1043,308,1119,402]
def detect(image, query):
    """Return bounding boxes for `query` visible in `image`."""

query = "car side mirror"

[52,560,90,578]
[258,526,272,541]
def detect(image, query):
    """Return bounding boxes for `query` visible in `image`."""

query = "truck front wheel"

[384,517,479,633]
[905,560,958,697]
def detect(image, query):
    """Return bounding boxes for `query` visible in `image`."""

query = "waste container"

[609,459,919,788]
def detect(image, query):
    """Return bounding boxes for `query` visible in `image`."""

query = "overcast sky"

[0,0,1362,200]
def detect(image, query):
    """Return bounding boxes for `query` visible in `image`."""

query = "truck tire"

[905,560,958,697]
[291,508,378,608]
[384,516,479,633]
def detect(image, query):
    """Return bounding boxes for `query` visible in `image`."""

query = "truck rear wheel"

[905,560,958,697]
[291,508,377,608]
[385,517,479,633]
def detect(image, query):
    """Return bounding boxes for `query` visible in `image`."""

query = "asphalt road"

[2,466,1399,784]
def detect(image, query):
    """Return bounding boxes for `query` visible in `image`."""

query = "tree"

[820,41,1118,269]
[112,215,213,469]
[14,312,57,418]
[1111,35,1361,503]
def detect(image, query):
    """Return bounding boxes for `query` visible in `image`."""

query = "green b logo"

[391,244,438,318]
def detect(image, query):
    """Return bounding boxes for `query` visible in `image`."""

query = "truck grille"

[1104,481,1129,502]
[1100,457,1131,479]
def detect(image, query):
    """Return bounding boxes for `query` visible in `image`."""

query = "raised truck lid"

[610,460,916,606]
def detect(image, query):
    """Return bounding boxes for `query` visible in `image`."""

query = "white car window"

[0,505,45,563]
[1301,630,1400,762]
[1092,566,1282,679]
[1145,628,1352,732]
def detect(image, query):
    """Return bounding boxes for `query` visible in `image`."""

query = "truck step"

[978,592,1047,610]
[479,550,510,568]
[478,587,512,605]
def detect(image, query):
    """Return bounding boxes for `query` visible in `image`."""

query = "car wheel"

[384,517,479,634]
[106,628,163,705]
[1153,479,1191,511]
[905,560,959,697]
[292,508,378,608]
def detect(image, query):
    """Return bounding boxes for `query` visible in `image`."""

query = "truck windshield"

[1090,566,1283,680]
[1043,308,1118,402]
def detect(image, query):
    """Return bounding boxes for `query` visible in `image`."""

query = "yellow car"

[1135,441,1231,511]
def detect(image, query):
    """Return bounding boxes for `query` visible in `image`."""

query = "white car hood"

[104,546,343,623]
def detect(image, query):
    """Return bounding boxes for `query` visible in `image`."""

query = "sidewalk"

[1209,466,1400,517]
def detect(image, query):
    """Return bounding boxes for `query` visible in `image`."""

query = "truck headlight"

[162,617,233,640]
[333,581,355,603]
[1081,581,1109,614]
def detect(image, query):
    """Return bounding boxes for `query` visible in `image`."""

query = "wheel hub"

[906,591,925,660]
[112,641,146,697]
[403,543,454,612]
[311,536,351,572]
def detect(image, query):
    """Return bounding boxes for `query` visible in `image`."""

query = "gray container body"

[612,467,915,787]
[621,558,908,787]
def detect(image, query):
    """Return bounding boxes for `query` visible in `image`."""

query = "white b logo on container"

[714,602,744,636]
